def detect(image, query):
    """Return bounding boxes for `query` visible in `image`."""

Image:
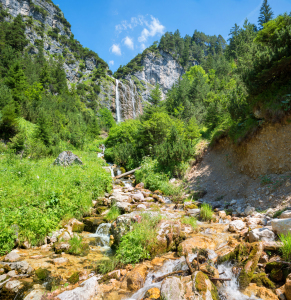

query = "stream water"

[89,223,112,248]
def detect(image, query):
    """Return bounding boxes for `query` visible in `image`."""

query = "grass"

[68,235,89,256]
[200,203,213,221]
[273,209,285,218]
[105,205,121,222]
[0,151,112,255]
[181,216,197,230]
[279,233,291,261]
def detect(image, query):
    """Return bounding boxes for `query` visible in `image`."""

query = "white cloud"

[140,43,146,51]
[109,60,114,66]
[138,16,165,43]
[115,15,145,33]
[123,36,134,50]
[110,44,121,56]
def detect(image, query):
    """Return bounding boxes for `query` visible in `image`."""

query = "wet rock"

[83,216,105,232]
[280,210,291,219]
[249,228,275,243]
[218,211,227,219]
[122,264,148,291]
[244,283,278,300]
[272,218,291,235]
[54,151,83,167]
[160,276,187,299]
[229,219,246,232]
[143,287,160,299]
[135,182,144,189]
[116,201,132,213]
[52,257,68,266]
[23,288,45,300]
[2,280,23,295]
[57,276,99,300]
[72,221,85,233]
[4,251,20,262]
[194,271,218,299]
[180,236,217,253]
[131,192,145,202]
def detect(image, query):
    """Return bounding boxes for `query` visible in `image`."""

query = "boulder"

[143,287,160,299]
[54,151,83,167]
[285,274,291,300]
[4,251,20,262]
[82,216,104,232]
[280,210,291,219]
[122,265,148,291]
[116,201,132,213]
[9,261,34,275]
[23,288,45,300]
[218,211,227,219]
[2,280,23,296]
[52,257,68,266]
[229,220,246,232]
[187,208,200,217]
[272,218,291,235]
[249,228,275,243]
[245,206,256,216]
[247,218,262,229]
[244,283,279,300]
[137,204,147,210]
[57,276,99,300]
[131,192,145,202]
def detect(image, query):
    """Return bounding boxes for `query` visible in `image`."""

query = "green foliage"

[200,203,213,221]
[149,84,162,105]
[181,216,197,229]
[279,233,291,261]
[0,152,112,254]
[115,213,162,264]
[68,235,89,256]
[105,205,121,222]
[98,107,116,131]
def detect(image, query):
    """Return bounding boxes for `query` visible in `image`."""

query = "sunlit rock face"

[132,49,185,101]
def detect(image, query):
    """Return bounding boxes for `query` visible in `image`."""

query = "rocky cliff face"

[131,49,185,101]
[1,0,144,121]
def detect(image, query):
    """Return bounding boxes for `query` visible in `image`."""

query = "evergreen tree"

[149,84,162,105]
[258,0,274,29]
[5,15,28,51]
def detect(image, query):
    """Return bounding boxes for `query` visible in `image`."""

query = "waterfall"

[131,80,136,119]
[89,223,112,248]
[115,79,121,123]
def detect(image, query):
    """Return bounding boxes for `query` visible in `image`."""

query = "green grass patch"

[181,216,197,229]
[279,233,291,261]
[200,203,213,221]
[0,152,112,255]
[104,205,121,222]
[68,235,89,256]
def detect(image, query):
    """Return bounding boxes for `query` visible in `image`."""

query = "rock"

[160,276,187,300]
[272,218,291,235]
[135,182,144,189]
[4,251,20,262]
[7,270,17,277]
[280,210,291,219]
[249,228,275,243]
[245,206,256,216]
[71,220,85,233]
[247,217,262,229]
[23,288,45,300]
[244,283,278,300]
[180,236,217,253]
[218,211,227,219]
[57,276,99,300]
[122,265,148,291]
[137,204,147,210]
[144,287,160,299]
[0,274,8,282]
[3,280,23,293]
[285,274,291,300]
[116,201,132,213]
[83,216,104,232]
[229,220,246,232]
[10,261,34,275]
[52,257,68,266]
[58,231,71,241]
[54,151,83,167]
[275,285,286,300]
[230,200,237,205]
[187,208,200,217]
[53,242,71,254]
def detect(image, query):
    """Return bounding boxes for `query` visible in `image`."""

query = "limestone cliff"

[131,49,185,101]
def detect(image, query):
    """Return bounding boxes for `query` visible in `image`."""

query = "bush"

[115,213,162,264]
[200,203,213,221]
[68,235,89,256]
[279,233,291,261]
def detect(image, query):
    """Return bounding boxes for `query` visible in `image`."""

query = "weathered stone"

[116,201,132,213]
[280,210,291,219]
[245,206,256,216]
[229,220,246,232]
[131,192,145,202]
[54,151,82,167]
[122,265,148,291]
[57,276,99,300]
[285,273,291,300]
[144,287,160,299]
[249,228,275,243]
[52,257,68,266]
[137,204,147,210]
[23,288,45,300]
[83,217,104,232]
[244,283,278,300]
[10,260,34,275]
[4,251,20,262]
[218,211,227,219]
[272,218,291,235]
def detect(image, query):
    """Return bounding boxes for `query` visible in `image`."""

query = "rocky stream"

[1,151,291,300]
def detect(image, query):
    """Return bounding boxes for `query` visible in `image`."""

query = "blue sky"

[55,0,291,72]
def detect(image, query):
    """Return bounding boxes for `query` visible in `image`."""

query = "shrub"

[105,205,120,222]
[279,233,291,261]
[115,213,162,264]
[68,235,89,256]
[200,203,213,221]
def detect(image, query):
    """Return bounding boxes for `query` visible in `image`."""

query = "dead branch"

[185,252,195,274]
[114,167,141,179]
[152,270,188,283]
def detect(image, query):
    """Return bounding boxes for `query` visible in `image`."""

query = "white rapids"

[115,79,121,123]
[89,223,112,249]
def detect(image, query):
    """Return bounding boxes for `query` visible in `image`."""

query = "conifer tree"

[258,0,274,29]
[149,84,162,106]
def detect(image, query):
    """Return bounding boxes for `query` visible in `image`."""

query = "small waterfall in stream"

[90,223,112,248]
[115,79,121,123]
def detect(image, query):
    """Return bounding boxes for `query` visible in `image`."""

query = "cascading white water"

[115,79,121,123]
[97,144,105,158]
[131,81,136,119]
[218,263,262,300]
[89,223,112,248]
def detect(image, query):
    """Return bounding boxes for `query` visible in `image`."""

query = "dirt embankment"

[187,120,291,211]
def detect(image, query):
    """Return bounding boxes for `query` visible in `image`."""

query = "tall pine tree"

[258,0,274,29]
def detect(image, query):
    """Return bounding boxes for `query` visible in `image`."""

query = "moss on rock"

[68,272,79,284]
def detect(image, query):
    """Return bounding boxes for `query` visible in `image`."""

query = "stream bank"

[0,153,290,300]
